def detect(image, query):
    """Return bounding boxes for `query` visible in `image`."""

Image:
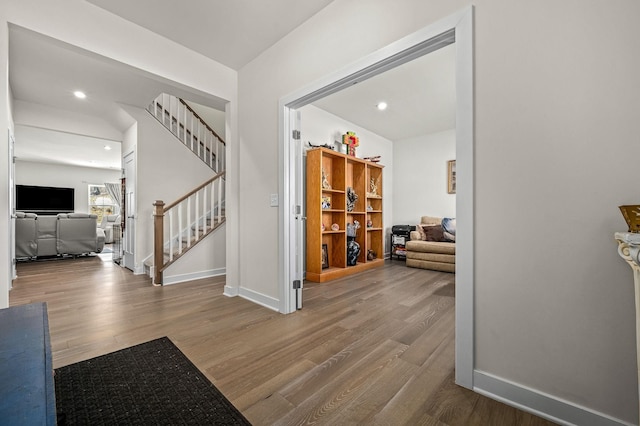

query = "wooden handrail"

[179,99,226,145]
[163,171,225,212]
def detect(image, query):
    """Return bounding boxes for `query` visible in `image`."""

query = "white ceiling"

[312,44,455,141]
[86,0,336,70]
[14,125,121,170]
[9,2,455,170]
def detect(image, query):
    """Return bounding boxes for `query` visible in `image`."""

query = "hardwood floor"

[10,255,556,425]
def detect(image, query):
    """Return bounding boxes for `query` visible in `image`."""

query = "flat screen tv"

[16,185,75,214]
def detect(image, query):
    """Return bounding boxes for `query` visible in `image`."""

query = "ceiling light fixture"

[376,102,388,111]
[104,145,112,151]
[73,91,87,99]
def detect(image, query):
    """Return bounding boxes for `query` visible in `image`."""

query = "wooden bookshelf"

[306,147,384,283]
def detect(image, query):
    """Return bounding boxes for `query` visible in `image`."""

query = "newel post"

[153,200,165,286]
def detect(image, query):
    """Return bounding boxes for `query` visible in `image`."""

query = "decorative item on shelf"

[364,155,381,163]
[346,187,358,212]
[367,249,377,260]
[366,219,373,228]
[321,244,329,269]
[308,141,334,150]
[620,205,640,233]
[346,221,361,267]
[367,204,373,211]
[367,177,378,197]
[321,196,331,209]
[342,131,359,157]
[321,223,325,231]
[331,223,339,231]
[334,140,347,154]
[321,167,331,190]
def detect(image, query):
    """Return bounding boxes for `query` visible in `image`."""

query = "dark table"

[0,302,56,425]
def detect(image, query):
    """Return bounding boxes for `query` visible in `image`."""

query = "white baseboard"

[223,285,239,297]
[162,267,226,285]
[473,371,632,426]
[237,287,279,312]
[132,264,146,275]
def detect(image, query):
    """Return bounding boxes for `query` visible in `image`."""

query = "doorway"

[278,6,474,388]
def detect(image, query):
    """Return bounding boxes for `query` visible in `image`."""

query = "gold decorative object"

[620,205,640,233]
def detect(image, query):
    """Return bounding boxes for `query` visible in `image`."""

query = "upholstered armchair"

[57,213,105,255]
[99,214,120,244]
[15,212,38,259]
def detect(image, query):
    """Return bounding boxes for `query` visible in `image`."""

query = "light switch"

[270,193,279,207]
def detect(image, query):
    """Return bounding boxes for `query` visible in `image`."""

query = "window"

[88,184,117,223]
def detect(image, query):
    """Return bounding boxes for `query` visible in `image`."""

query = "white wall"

[238,1,640,424]
[300,105,394,252]
[15,160,121,214]
[393,130,455,225]
[164,225,226,284]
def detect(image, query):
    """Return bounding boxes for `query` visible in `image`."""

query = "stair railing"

[147,93,226,173]
[153,172,226,285]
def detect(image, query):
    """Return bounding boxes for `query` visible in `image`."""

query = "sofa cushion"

[420,216,442,226]
[406,251,455,264]
[422,224,445,242]
[406,258,455,273]
[406,240,455,255]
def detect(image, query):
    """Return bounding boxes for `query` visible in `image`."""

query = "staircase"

[150,173,225,285]
[147,93,225,173]
[145,93,226,285]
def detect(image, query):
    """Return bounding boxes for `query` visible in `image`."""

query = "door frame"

[278,6,475,388]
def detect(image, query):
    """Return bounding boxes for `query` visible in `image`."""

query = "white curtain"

[104,182,122,214]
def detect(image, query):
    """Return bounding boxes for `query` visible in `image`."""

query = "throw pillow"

[442,217,456,235]
[443,231,456,242]
[415,223,426,240]
[422,224,445,242]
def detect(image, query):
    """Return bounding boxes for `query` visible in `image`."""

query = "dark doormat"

[54,337,251,425]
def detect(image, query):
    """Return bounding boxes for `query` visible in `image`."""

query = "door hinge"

[293,280,301,289]
[292,130,301,140]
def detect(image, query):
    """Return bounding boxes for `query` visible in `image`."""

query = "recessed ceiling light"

[74,91,87,99]
[376,102,388,111]
[104,145,112,151]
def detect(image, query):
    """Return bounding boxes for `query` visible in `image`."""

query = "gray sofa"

[15,212,105,260]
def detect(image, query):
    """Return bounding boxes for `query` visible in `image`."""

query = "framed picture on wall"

[321,244,329,269]
[447,160,456,194]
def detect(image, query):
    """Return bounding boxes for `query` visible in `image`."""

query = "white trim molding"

[239,287,280,312]
[278,5,475,389]
[162,267,226,286]
[474,371,632,426]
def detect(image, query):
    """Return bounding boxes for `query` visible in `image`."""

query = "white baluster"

[162,93,169,127]
[217,178,223,224]
[178,203,183,255]
[168,209,174,262]
[187,197,191,248]
[215,138,220,173]
[183,102,187,143]
[214,181,217,228]
[203,187,208,233]
[195,192,200,241]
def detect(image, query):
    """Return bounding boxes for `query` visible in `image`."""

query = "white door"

[291,110,305,309]
[123,151,136,271]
